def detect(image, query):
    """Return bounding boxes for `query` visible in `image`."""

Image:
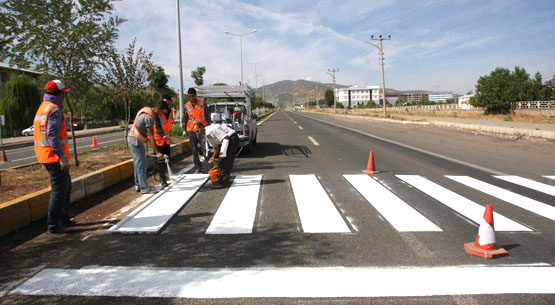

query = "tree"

[148,65,169,101]
[0,0,124,166]
[0,75,41,136]
[191,66,206,86]
[471,67,534,114]
[324,89,334,107]
[102,38,153,145]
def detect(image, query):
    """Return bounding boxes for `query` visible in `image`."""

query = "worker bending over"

[193,122,239,187]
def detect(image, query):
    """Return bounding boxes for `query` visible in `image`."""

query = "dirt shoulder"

[0,138,186,204]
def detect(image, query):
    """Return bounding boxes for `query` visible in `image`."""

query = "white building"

[428,91,453,103]
[335,85,381,108]
[458,93,475,109]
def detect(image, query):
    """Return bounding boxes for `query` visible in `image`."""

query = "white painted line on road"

[308,136,319,146]
[290,175,350,233]
[293,121,297,124]
[544,176,555,181]
[494,176,555,197]
[397,175,531,231]
[206,175,262,234]
[257,112,275,126]
[298,126,303,130]
[12,266,555,298]
[447,176,555,221]
[296,113,508,176]
[109,174,208,234]
[345,175,442,232]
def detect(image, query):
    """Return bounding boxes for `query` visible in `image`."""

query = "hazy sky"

[112,0,555,94]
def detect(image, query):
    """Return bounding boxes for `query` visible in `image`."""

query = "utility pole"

[366,35,390,118]
[327,68,339,111]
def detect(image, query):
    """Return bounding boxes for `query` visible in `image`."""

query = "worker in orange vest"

[128,101,169,194]
[153,94,174,187]
[181,88,210,174]
[33,80,74,234]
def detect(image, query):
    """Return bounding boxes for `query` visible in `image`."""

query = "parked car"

[197,85,258,155]
[21,126,34,136]
[66,122,84,131]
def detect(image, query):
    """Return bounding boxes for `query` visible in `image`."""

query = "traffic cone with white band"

[464,204,508,259]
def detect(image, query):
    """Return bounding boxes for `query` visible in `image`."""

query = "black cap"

[187,88,196,94]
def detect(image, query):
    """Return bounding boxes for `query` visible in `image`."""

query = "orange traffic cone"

[91,136,98,148]
[1,149,8,162]
[464,204,508,259]
[362,151,380,174]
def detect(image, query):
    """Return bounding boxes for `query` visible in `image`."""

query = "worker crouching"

[193,122,239,187]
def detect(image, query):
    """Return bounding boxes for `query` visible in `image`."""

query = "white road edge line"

[298,126,303,130]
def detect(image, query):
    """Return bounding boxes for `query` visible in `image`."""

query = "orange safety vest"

[153,108,174,146]
[185,99,207,131]
[129,107,154,143]
[33,101,70,163]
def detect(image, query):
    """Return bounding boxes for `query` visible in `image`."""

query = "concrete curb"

[307,111,555,140]
[0,140,191,237]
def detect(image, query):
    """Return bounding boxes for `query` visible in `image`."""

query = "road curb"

[0,140,191,237]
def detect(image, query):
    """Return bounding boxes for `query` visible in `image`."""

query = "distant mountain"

[257,80,348,106]
[257,80,449,105]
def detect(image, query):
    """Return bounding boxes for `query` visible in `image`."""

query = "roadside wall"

[0,140,191,237]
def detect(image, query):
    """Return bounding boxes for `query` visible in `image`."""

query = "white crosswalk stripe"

[206,175,262,234]
[446,176,555,221]
[397,175,531,231]
[290,174,351,233]
[544,175,555,181]
[344,174,442,232]
[495,175,555,196]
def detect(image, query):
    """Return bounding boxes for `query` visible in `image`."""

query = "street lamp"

[224,29,257,85]
[366,34,391,118]
[245,60,264,94]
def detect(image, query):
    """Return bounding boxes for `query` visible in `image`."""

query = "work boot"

[160,175,169,188]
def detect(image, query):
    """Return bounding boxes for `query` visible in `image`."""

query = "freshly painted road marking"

[298,126,303,130]
[308,136,319,146]
[109,174,208,234]
[12,266,555,298]
[494,176,555,196]
[344,175,441,232]
[206,175,262,234]
[544,176,555,181]
[447,176,555,221]
[397,175,530,231]
[290,175,350,233]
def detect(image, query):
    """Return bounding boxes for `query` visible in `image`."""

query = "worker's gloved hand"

[156,152,164,160]
[59,155,70,171]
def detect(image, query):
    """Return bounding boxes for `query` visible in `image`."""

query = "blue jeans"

[44,162,71,230]
[128,141,148,191]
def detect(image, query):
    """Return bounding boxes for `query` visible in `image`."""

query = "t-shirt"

[128,113,154,146]
[205,124,236,147]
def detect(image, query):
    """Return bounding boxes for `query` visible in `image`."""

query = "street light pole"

[176,0,185,127]
[366,35,391,118]
[327,68,339,111]
[245,60,263,94]
[224,30,257,85]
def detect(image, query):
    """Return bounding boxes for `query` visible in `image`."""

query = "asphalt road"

[2,110,555,304]
[0,132,126,170]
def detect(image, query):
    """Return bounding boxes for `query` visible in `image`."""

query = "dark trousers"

[156,142,171,180]
[44,162,72,229]
[186,131,203,170]
[218,134,239,186]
